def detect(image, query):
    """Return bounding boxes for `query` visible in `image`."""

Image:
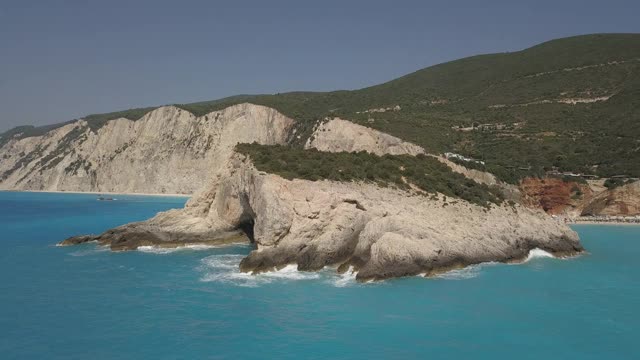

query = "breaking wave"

[433,262,500,280]
[196,248,560,286]
[67,245,110,257]
[525,248,555,262]
[199,255,365,288]
[330,266,358,288]
[199,255,320,287]
[433,248,556,279]
[137,244,221,254]
[434,265,482,280]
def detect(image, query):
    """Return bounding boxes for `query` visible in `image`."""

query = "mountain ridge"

[2,33,639,183]
[4,33,638,131]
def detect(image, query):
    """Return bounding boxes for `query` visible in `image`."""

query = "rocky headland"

[60,152,582,281]
[3,102,585,281]
[57,109,583,281]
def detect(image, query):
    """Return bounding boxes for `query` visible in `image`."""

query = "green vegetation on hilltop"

[3,33,639,182]
[604,178,638,189]
[0,122,75,148]
[83,107,158,132]
[236,143,504,207]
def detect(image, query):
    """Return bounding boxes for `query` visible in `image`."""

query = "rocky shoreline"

[41,103,584,282]
[58,154,583,282]
[59,227,249,251]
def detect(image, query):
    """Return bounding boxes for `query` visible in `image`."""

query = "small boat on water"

[97,195,116,201]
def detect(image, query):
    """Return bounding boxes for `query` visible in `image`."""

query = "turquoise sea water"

[0,191,638,359]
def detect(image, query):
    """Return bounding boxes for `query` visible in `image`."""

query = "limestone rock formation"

[60,154,582,281]
[5,102,582,281]
[305,118,424,156]
[581,181,640,216]
[0,104,294,194]
[1,106,509,197]
[436,157,498,186]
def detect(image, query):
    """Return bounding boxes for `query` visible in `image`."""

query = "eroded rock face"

[61,154,582,281]
[520,177,593,215]
[1,108,506,198]
[305,118,425,156]
[45,106,581,281]
[305,117,518,199]
[0,104,294,194]
[582,181,640,216]
[518,177,640,217]
[436,157,498,186]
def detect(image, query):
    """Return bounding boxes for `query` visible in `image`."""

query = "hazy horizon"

[1,0,639,132]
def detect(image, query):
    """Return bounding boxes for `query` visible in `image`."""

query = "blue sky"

[1,0,638,131]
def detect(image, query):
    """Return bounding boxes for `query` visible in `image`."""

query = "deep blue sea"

[0,191,638,359]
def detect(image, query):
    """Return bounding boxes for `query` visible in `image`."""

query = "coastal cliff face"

[0,104,516,201]
[581,181,640,216]
[305,118,425,156]
[61,154,582,281]
[518,177,640,218]
[0,104,294,194]
[520,178,593,216]
[52,106,582,281]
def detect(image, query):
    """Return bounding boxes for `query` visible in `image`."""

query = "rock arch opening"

[236,192,256,244]
[238,219,255,243]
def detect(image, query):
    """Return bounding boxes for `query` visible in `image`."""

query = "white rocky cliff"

[305,118,425,156]
[305,117,506,188]
[1,106,504,195]
[3,102,581,281]
[60,154,582,281]
[0,104,294,194]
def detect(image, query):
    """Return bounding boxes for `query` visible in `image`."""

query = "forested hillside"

[3,33,639,182]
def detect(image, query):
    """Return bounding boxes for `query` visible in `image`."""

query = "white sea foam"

[330,266,358,288]
[137,244,221,254]
[199,255,320,287]
[68,245,110,257]
[261,265,321,281]
[433,262,499,280]
[434,265,482,280]
[525,248,555,262]
[201,254,244,269]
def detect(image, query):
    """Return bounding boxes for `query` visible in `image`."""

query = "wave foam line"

[434,266,481,280]
[199,255,320,287]
[67,245,110,257]
[331,266,358,287]
[433,261,500,280]
[525,248,555,262]
[137,244,222,254]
